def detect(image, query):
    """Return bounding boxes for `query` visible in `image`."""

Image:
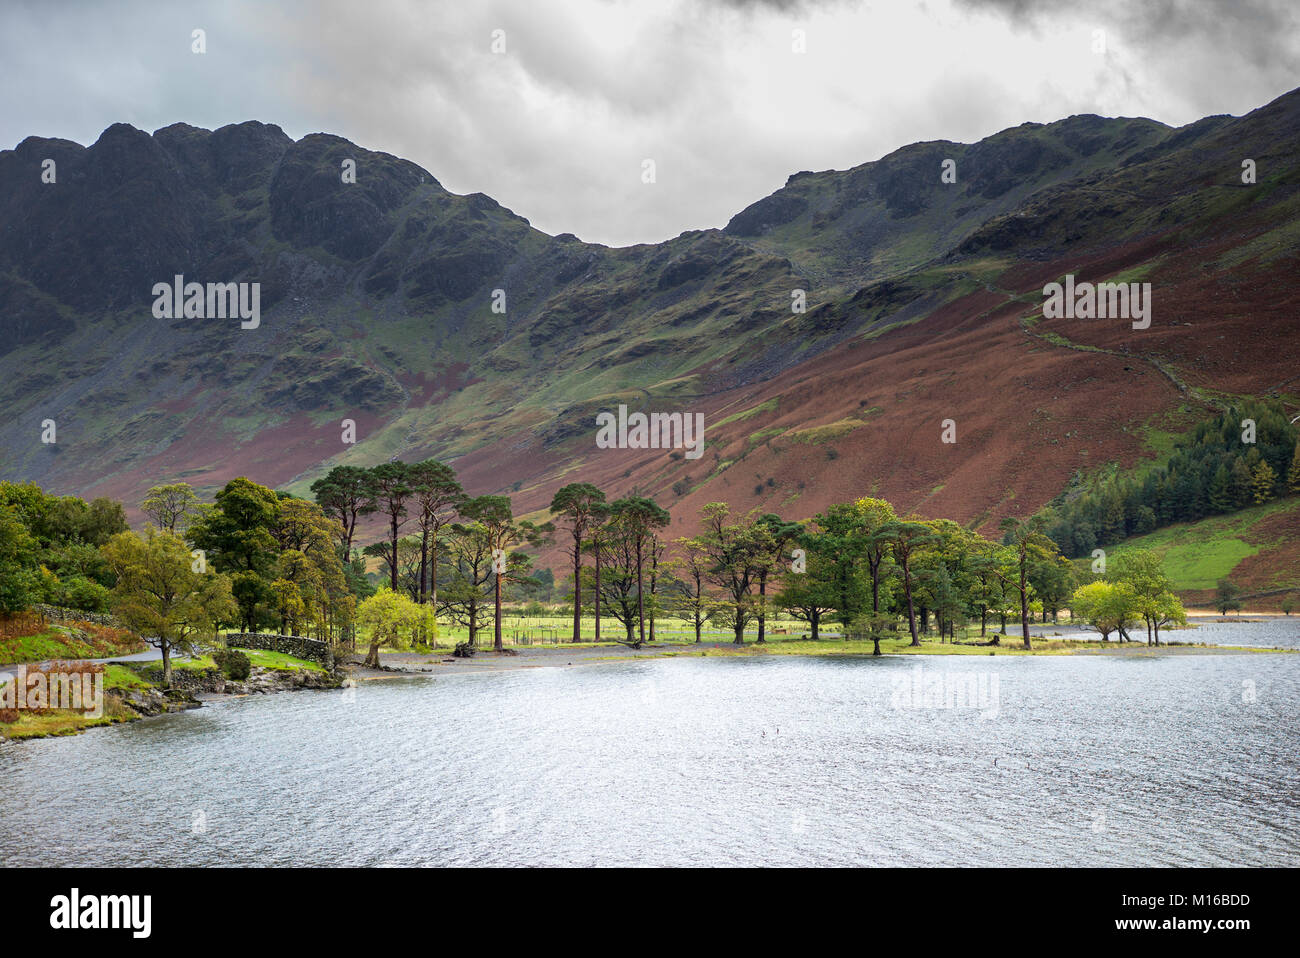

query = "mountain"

[2,89,1298,550]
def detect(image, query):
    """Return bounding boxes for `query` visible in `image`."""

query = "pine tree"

[1288,440,1300,496]
[1208,463,1234,513]
[1230,458,1254,509]
[1101,488,1126,542]
[1252,460,1278,504]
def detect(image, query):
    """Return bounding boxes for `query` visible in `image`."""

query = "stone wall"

[138,666,226,692]
[225,633,335,669]
[32,603,120,628]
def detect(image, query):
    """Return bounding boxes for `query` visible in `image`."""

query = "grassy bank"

[1,649,330,742]
[384,620,1286,666]
[354,613,1098,652]
[0,621,146,665]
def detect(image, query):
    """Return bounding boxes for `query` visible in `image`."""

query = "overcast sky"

[2,0,1297,246]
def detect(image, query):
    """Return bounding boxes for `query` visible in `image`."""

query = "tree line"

[2,457,1196,684]
[1041,401,1300,558]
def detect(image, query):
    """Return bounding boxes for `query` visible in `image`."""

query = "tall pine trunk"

[419,528,429,604]
[494,571,503,651]
[904,561,920,646]
[571,532,583,643]
[389,513,399,591]
[635,542,645,645]
[648,550,657,642]
[594,551,602,642]
[1019,554,1032,650]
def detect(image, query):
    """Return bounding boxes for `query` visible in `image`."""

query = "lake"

[2,640,1298,866]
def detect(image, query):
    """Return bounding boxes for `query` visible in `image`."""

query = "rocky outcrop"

[135,663,344,696]
[220,666,344,695]
[108,686,201,718]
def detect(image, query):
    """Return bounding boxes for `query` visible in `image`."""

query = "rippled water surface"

[1181,617,1300,649]
[3,646,1298,866]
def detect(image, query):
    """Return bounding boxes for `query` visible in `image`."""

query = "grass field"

[1110,497,1300,594]
[340,611,1095,653]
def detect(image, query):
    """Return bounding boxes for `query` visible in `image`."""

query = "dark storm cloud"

[955,0,1300,88]
[0,0,1295,246]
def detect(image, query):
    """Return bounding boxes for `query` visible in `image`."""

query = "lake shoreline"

[367,634,1293,677]
[4,631,1291,743]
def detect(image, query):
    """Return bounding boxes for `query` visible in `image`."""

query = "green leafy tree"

[606,497,669,647]
[698,502,766,645]
[774,530,837,641]
[356,588,422,668]
[1149,591,1187,645]
[1070,580,1139,642]
[367,462,415,592]
[549,483,607,643]
[920,518,981,640]
[1229,457,1254,509]
[966,539,1008,637]
[438,521,497,646]
[1208,463,1235,513]
[880,519,939,646]
[853,498,898,614]
[810,503,870,631]
[1111,549,1175,645]
[581,507,613,642]
[407,460,465,616]
[990,516,1060,650]
[1215,578,1242,615]
[754,514,802,643]
[666,536,716,642]
[1029,551,1077,623]
[589,517,643,644]
[141,483,200,533]
[310,465,376,563]
[458,495,550,650]
[0,506,40,613]
[102,528,236,687]
[186,477,281,631]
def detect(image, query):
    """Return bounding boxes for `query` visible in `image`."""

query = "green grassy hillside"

[1110,496,1300,603]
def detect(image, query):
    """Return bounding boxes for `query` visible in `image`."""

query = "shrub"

[59,577,112,613]
[213,648,251,680]
[453,642,476,658]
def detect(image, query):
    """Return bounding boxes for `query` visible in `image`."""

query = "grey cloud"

[1,0,1296,247]
[955,0,1300,73]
